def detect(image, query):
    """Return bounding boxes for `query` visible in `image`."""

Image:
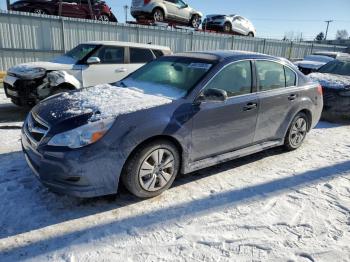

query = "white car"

[203,14,256,36]
[131,0,203,28]
[3,41,171,106]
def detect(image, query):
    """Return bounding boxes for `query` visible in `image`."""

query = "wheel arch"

[152,6,166,18]
[120,134,184,179]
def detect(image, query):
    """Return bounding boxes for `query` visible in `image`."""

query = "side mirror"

[199,88,228,102]
[86,57,101,65]
[181,4,188,8]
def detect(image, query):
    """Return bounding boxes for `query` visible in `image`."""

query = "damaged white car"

[3,41,171,107]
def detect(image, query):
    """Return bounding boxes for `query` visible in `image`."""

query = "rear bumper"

[21,128,121,198]
[322,87,350,120]
[131,10,152,19]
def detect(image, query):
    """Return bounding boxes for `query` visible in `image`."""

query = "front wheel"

[122,140,180,198]
[190,15,201,29]
[284,112,309,151]
[223,22,232,33]
[152,8,164,22]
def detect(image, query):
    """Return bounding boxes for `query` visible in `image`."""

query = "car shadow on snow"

[1,148,350,260]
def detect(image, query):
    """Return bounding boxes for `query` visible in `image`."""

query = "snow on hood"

[61,84,173,120]
[309,73,350,89]
[8,61,74,77]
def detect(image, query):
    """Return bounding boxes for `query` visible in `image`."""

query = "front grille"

[25,113,50,145]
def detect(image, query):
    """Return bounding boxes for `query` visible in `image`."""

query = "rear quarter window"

[130,48,155,63]
[284,66,297,87]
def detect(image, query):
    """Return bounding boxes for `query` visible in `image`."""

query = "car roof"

[171,50,280,62]
[83,41,171,50]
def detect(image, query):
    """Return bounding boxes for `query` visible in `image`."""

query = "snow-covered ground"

[0,86,350,261]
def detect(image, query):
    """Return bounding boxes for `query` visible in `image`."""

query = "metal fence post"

[262,39,266,54]
[190,31,194,51]
[288,41,293,59]
[60,18,66,52]
[231,35,235,50]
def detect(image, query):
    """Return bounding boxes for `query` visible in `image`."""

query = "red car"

[9,0,117,22]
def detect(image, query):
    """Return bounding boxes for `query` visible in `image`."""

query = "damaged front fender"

[37,71,82,99]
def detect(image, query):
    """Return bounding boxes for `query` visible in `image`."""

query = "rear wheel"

[98,14,110,22]
[152,8,164,22]
[223,22,232,33]
[122,140,180,198]
[284,112,309,151]
[190,15,201,28]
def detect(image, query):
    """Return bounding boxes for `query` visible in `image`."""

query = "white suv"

[131,0,203,28]
[4,41,171,106]
[203,15,256,36]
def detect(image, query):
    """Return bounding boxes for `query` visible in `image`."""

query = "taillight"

[144,0,151,5]
[317,84,323,96]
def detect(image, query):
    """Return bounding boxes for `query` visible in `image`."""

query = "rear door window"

[130,48,155,63]
[91,46,125,64]
[256,61,286,91]
[204,61,252,97]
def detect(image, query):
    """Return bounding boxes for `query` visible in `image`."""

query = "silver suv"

[131,0,203,28]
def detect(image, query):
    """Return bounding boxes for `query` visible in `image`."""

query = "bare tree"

[336,29,349,40]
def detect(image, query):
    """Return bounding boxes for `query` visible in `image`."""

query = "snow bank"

[309,73,350,89]
[62,84,172,119]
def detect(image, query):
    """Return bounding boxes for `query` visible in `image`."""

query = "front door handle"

[115,68,127,73]
[288,94,297,101]
[243,102,258,111]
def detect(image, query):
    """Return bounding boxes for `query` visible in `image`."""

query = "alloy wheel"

[33,9,46,15]
[98,15,110,22]
[289,118,307,147]
[192,16,200,28]
[138,148,175,192]
[153,10,164,22]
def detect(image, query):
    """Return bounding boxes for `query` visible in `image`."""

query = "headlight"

[48,118,114,149]
[8,67,46,79]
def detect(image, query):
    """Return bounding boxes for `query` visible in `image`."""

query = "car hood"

[309,73,350,89]
[33,84,173,126]
[295,60,326,70]
[7,61,75,77]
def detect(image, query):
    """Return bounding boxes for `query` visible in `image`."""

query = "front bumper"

[202,22,224,30]
[3,74,42,106]
[21,127,122,198]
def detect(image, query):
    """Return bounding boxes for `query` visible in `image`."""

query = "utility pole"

[324,20,333,40]
[124,5,129,23]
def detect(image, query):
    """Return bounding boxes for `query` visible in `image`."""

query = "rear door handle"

[288,94,297,101]
[243,102,258,111]
[115,68,127,73]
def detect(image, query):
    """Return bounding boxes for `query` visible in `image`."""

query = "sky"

[1,0,350,40]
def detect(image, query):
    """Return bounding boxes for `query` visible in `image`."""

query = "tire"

[190,15,201,29]
[32,9,48,15]
[247,32,254,37]
[284,112,309,151]
[223,22,232,33]
[98,14,110,22]
[122,139,180,198]
[152,8,164,22]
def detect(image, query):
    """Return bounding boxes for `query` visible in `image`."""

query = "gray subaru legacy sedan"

[21,51,323,198]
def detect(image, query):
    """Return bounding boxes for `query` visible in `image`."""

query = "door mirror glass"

[86,56,101,64]
[200,88,228,102]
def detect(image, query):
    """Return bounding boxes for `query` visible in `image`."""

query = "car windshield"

[62,44,98,63]
[318,60,350,76]
[121,57,215,100]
